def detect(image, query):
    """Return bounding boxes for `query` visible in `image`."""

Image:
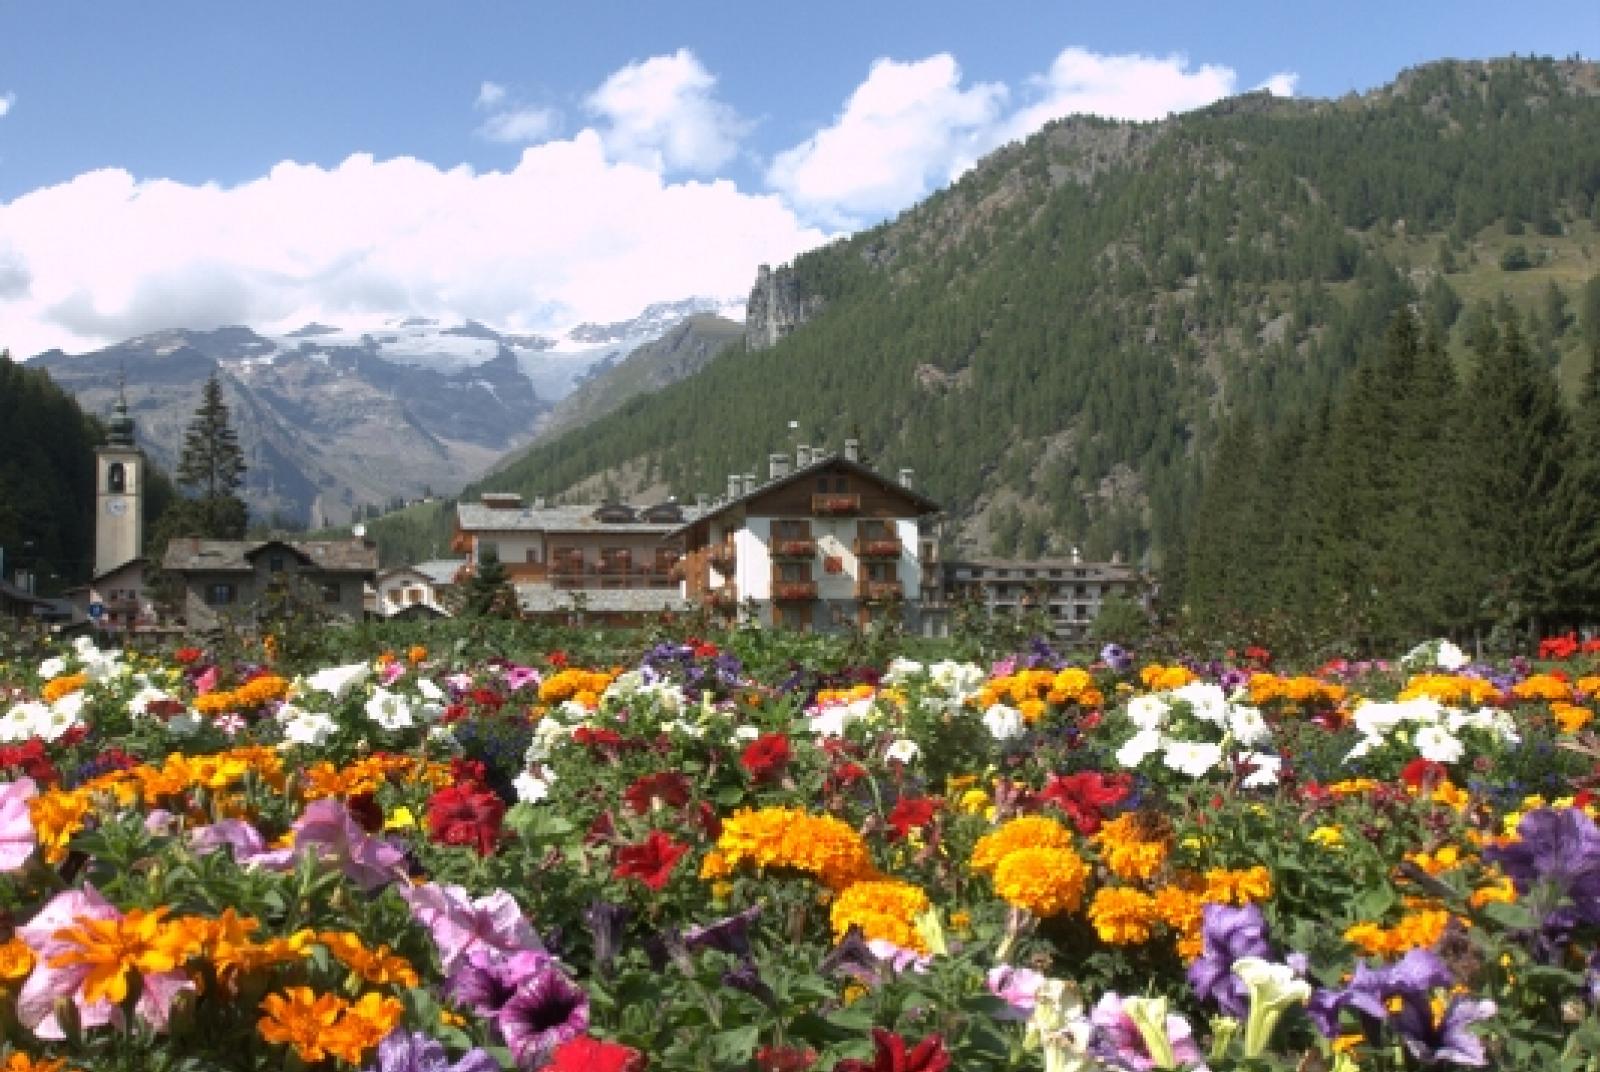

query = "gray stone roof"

[457,502,702,535]
[412,559,466,585]
[668,453,940,536]
[514,584,689,615]
[163,538,379,575]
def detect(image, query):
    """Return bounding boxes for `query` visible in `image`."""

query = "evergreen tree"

[1549,342,1600,623]
[463,546,517,618]
[175,373,248,540]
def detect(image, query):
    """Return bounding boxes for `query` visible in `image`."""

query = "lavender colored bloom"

[1307,949,1453,1040]
[682,904,761,959]
[1392,996,1497,1067]
[367,1029,499,1072]
[189,818,266,861]
[292,798,408,892]
[1218,668,1250,694]
[1100,643,1133,673]
[721,959,778,1008]
[401,883,542,975]
[497,967,590,1070]
[1187,902,1272,1017]
[444,949,552,1017]
[1089,993,1203,1071]
[820,925,881,985]
[1484,807,1600,924]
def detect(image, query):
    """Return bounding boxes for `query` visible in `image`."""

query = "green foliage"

[173,372,248,541]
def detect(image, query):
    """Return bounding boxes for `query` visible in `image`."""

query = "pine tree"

[1549,341,1600,623]
[464,546,517,618]
[175,372,248,539]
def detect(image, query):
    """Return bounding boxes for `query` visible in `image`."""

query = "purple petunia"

[1187,902,1272,1017]
[366,1029,499,1072]
[497,966,590,1070]
[291,798,408,892]
[443,948,553,1018]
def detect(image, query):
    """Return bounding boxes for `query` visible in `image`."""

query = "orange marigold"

[714,807,875,890]
[970,816,1076,875]
[1094,813,1170,883]
[829,879,931,952]
[259,987,346,1063]
[1202,866,1273,905]
[41,672,88,704]
[992,845,1091,917]
[1087,886,1160,944]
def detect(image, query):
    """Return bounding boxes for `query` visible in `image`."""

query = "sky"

[1,1,1595,357]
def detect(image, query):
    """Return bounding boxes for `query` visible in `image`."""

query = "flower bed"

[0,631,1597,1070]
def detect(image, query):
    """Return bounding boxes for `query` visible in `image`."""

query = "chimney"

[696,493,709,508]
[897,467,914,490]
[533,496,546,509]
[769,452,791,481]
[1071,546,1082,565]
[481,492,523,510]
[743,472,757,496]
[796,444,811,468]
[728,474,742,500]
[844,438,860,463]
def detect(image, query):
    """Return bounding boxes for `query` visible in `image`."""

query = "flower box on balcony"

[858,580,903,602]
[812,493,861,515]
[856,538,902,558]
[775,581,818,601]
[773,538,817,558]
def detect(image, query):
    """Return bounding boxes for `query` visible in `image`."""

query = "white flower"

[0,703,46,743]
[1401,639,1470,671]
[1127,695,1170,731]
[733,725,761,741]
[983,703,1026,741]
[304,662,371,698]
[882,657,925,684]
[1343,735,1384,763]
[1162,740,1223,778]
[364,687,415,731]
[277,704,338,747]
[1171,683,1229,727]
[885,739,921,764]
[416,678,445,703]
[1239,752,1282,788]
[37,657,66,680]
[165,710,203,736]
[514,767,555,803]
[929,660,985,697]
[525,717,574,763]
[603,670,645,701]
[1227,705,1272,748]
[1115,729,1165,769]
[1412,724,1464,765]
[128,686,172,719]
[48,692,86,725]
[636,680,685,714]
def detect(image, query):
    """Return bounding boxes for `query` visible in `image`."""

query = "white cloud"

[586,48,748,174]
[0,93,14,118]
[478,105,560,144]
[0,137,827,357]
[1001,48,1242,139]
[1255,71,1299,97]
[766,55,1007,226]
[476,81,507,109]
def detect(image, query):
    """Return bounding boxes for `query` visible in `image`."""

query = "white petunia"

[305,662,371,698]
[128,686,173,719]
[416,678,445,703]
[1171,682,1229,727]
[37,657,66,680]
[733,725,761,742]
[0,703,46,743]
[276,703,338,748]
[1343,735,1384,763]
[1162,740,1224,778]
[1115,729,1165,769]
[882,657,925,684]
[982,703,1026,741]
[364,687,414,731]
[929,660,986,697]
[1239,752,1282,788]
[514,766,555,803]
[1127,694,1170,731]
[885,739,922,764]
[1227,705,1272,748]
[525,717,575,762]
[1412,724,1464,765]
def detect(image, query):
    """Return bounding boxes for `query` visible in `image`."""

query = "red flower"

[693,800,722,840]
[886,796,938,840]
[548,650,569,669]
[1540,633,1579,660]
[549,1036,647,1071]
[1036,771,1132,834]
[469,687,505,710]
[834,1028,950,1072]
[623,772,691,815]
[756,1045,818,1071]
[614,829,688,891]
[345,792,385,833]
[0,740,60,786]
[450,757,490,788]
[693,641,720,659]
[741,733,792,782]
[174,646,204,665]
[1400,758,1448,790]
[441,702,470,724]
[425,783,506,856]
[586,809,617,845]
[574,726,626,749]
[828,762,868,792]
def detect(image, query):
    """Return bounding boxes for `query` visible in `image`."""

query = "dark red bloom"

[756,1045,818,1071]
[548,650,569,669]
[828,762,868,792]
[441,702,470,724]
[174,646,204,665]
[0,739,61,786]
[693,641,720,659]
[587,809,617,845]
[450,757,490,788]
[57,726,89,748]
[1400,758,1448,790]
[834,1028,950,1072]
[741,733,792,782]
[1540,633,1579,660]
[345,792,385,833]
[623,772,691,815]
[886,796,938,840]
[425,783,506,856]
[548,1035,647,1071]
[1036,771,1132,834]
[693,800,722,840]
[469,687,505,710]
[574,727,626,749]
[614,829,688,891]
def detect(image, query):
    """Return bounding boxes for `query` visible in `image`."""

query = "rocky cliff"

[744,264,826,351]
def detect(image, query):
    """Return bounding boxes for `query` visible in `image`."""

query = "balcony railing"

[854,537,902,558]
[811,493,861,516]
[774,580,818,601]
[771,538,817,558]
[857,579,904,602]
[701,585,738,608]
[547,566,677,590]
[708,542,737,571]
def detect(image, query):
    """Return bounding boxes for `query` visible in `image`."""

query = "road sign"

[87,602,105,620]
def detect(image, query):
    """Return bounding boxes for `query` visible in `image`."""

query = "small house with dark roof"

[671,442,941,632]
[162,538,378,629]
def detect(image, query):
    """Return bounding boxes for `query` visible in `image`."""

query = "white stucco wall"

[896,519,921,600]
[736,518,772,600]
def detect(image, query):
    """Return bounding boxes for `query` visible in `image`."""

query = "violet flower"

[0,777,36,872]
[292,798,408,892]
[722,959,778,1009]
[1391,995,1498,1067]
[820,926,881,985]
[443,948,553,1018]
[682,903,761,959]
[496,967,590,1070]
[1187,902,1272,1017]
[367,1029,499,1072]
[400,882,542,975]
[189,818,267,862]
[987,965,1050,1019]
[1100,644,1134,673]
[1089,993,1204,1070]
[1307,948,1453,1041]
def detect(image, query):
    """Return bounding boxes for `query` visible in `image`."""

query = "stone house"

[161,538,378,630]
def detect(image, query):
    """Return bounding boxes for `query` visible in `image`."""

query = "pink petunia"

[0,777,38,872]
[291,798,408,891]
[399,882,541,974]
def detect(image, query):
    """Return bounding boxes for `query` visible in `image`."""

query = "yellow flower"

[323,991,405,1064]
[49,907,203,1006]
[407,645,428,665]
[1551,702,1594,733]
[714,807,874,890]
[992,845,1091,917]
[957,788,992,815]
[1202,866,1273,905]
[0,936,35,981]
[1344,909,1452,957]
[1094,813,1170,882]
[1308,826,1345,848]
[28,789,91,864]
[1088,886,1159,944]
[830,880,932,952]
[41,672,88,703]
[970,816,1075,875]
[259,987,346,1063]
[1141,665,1197,690]
[1,1056,72,1072]
[318,931,420,988]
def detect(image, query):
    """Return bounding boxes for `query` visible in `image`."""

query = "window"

[525,547,541,563]
[322,582,342,604]
[774,519,810,540]
[406,587,423,605]
[206,584,235,606]
[269,555,285,573]
[866,562,896,582]
[816,476,830,492]
[778,561,812,583]
[834,476,848,493]
[107,462,126,493]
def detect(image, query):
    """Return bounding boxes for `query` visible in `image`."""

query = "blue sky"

[1,1,1595,356]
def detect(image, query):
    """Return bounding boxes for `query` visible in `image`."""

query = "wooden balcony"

[708,542,737,571]
[774,580,819,601]
[811,493,861,516]
[857,579,904,602]
[771,538,817,558]
[854,537,902,558]
[701,585,738,608]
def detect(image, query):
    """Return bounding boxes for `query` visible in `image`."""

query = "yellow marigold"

[407,645,428,665]
[699,849,732,880]
[1248,673,1347,707]
[1308,825,1345,848]
[1344,909,1451,957]
[1,1056,71,1072]
[970,815,1076,875]
[48,907,204,1006]
[1579,675,1600,696]
[957,788,992,816]
[1430,781,1470,813]
[1094,813,1170,883]
[829,879,931,952]
[1202,866,1273,905]
[1552,702,1594,734]
[1088,886,1159,944]
[1405,845,1466,876]
[1326,778,1379,796]
[318,931,419,988]
[1141,665,1196,690]
[992,845,1091,917]
[1468,875,1516,909]
[1512,673,1573,703]
[1017,698,1048,724]
[714,807,874,890]
[41,672,88,704]
[0,936,35,981]
[29,788,91,864]
[1399,674,1500,706]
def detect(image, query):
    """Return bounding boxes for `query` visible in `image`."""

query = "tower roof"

[106,376,135,446]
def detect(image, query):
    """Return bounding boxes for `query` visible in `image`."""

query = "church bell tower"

[95,383,144,577]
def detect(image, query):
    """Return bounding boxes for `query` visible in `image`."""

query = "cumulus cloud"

[770,47,1299,226]
[767,55,1007,226]
[476,81,507,109]
[0,93,14,118]
[1255,71,1300,97]
[478,105,561,144]
[586,48,749,174]
[0,139,826,357]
